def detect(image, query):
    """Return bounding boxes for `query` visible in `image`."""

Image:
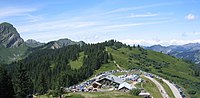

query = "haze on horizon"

[0,0,199,46]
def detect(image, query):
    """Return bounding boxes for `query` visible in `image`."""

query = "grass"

[65,93,85,98]
[64,91,142,98]
[36,91,142,98]
[35,93,84,98]
[35,95,53,98]
[69,52,84,69]
[113,72,127,76]
[107,47,130,69]
[0,45,28,64]
[155,78,175,98]
[135,82,142,88]
[107,46,198,81]
[146,49,199,82]
[141,76,163,98]
[94,61,118,75]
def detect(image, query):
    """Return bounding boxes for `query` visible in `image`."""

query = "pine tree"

[38,74,48,94]
[103,52,109,64]
[133,44,136,48]
[14,62,33,98]
[0,65,15,98]
[109,53,114,61]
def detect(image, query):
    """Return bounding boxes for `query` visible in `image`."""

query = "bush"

[188,89,197,95]
[65,94,85,98]
[47,89,60,97]
[130,89,141,96]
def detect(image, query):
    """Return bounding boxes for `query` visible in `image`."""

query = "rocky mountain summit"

[25,39,44,48]
[42,38,85,49]
[0,22,24,48]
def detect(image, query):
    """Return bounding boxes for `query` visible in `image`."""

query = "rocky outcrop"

[50,38,85,49]
[25,39,44,48]
[0,22,24,48]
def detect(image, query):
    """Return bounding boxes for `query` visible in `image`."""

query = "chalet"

[92,81,102,88]
[118,82,133,92]
[96,74,124,88]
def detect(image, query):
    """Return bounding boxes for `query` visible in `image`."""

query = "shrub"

[188,89,197,95]
[130,89,141,96]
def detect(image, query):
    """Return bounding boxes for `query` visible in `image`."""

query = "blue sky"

[0,0,200,46]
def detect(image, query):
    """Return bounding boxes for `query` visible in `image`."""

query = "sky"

[0,0,200,46]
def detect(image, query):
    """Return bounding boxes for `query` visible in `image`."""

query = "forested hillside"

[8,43,111,97]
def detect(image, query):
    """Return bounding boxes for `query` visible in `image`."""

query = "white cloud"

[129,13,159,18]
[181,32,200,37]
[16,14,169,42]
[8,3,171,43]
[104,20,167,29]
[105,2,176,15]
[0,7,37,18]
[17,20,97,33]
[25,14,44,22]
[185,13,197,20]
[119,39,200,46]
[17,19,101,42]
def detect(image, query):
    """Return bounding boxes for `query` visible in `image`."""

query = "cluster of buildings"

[64,69,187,98]
[118,74,142,82]
[64,70,142,93]
[94,74,136,92]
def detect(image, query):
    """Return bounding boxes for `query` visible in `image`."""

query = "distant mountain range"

[0,22,84,64]
[25,39,44,48]
[1,22,200,65]
[36,38,85,49]
[146,43,200,64]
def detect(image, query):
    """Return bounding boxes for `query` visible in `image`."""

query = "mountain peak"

[25,39,44,48]
[0,22,24,48]
[50,38,84,49]
[0,22,14,27]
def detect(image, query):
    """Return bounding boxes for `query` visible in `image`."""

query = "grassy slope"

[146,50,199,82]
[69,52,84,69]
[94,61,118,75]
[106,47,200,97]
[0,45,28,64]
[142,76,163,98]
[68,51,118,71]
[155,78,175,98]
[36,91,142,98]
[70,91,141,98]
[107,46,199,80]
